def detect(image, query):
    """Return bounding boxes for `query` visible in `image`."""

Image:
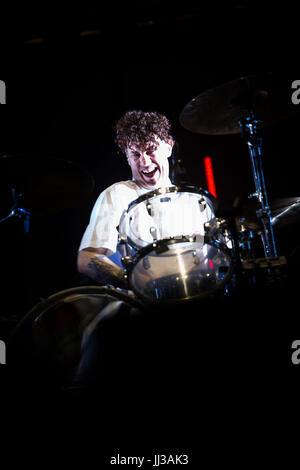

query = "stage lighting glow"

[204,156,217,199]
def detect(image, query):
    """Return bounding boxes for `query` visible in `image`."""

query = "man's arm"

[77,247,127,288]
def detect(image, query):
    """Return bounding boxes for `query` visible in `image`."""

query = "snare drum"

[118,185,233,303]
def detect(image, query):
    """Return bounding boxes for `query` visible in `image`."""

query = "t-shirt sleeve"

[78,186,123,256]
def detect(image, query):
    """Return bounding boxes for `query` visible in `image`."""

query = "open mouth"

[142,167,158,178]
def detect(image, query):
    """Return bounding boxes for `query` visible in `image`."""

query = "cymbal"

[179,74,298,135]
[236,197,300,230]
[271,197,300,228]
[0,154,95,216]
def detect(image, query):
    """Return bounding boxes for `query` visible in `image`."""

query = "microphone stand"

[0,188,33,317]
[0,188,31,233]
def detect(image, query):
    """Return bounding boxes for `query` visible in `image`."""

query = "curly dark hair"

[115,110,173,154]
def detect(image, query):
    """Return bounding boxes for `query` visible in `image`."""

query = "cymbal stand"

[239,114,277,259]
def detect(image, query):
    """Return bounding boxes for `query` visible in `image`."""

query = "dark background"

[1,2,300,462]
[0,1,299,318]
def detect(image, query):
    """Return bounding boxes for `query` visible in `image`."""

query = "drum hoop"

[8,286,143,344]
[126,184,218,213]
[125,236,233,274]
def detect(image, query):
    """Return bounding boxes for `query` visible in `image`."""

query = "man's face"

[126,136,173,190]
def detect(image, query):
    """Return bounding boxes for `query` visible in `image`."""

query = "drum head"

[119,185,216,251]
[128,238,232,304]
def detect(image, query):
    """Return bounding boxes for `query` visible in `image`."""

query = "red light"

[204,156,217,199]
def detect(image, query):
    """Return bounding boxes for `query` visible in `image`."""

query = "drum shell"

[118,185,217,252]
[126,237,233,304]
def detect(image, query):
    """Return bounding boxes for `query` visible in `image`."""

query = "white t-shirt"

[79,179,214,265]
[79,180,169,255]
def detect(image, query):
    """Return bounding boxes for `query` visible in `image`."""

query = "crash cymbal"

[271,197,300,228]
[0,154,95,216]
[180,74,298,135]
[236,197,300,230]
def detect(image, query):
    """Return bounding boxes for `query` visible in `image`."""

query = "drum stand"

[238,113,286,286]
[239,113,277,258]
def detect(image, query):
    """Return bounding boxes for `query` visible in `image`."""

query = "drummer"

[77,110,175,288]
[73,110,216,392]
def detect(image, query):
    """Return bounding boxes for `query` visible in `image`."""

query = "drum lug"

[150,226,157,240]
[204,222,211,234]
[146,203,153,216]
[199,199,207,212]
[121,256,133,268]
[192,251,200,265]
[118,235,127,244]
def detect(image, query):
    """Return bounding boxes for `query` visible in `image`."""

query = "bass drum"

[8,286,141,387]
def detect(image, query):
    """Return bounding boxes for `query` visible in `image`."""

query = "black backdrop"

[2,2,300,463]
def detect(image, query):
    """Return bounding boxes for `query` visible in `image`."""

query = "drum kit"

[118,74,299,304]
[1,74,299,314]
[4,73,300,391]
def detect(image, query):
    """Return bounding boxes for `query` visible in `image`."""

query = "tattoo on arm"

[87,255,125,287]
